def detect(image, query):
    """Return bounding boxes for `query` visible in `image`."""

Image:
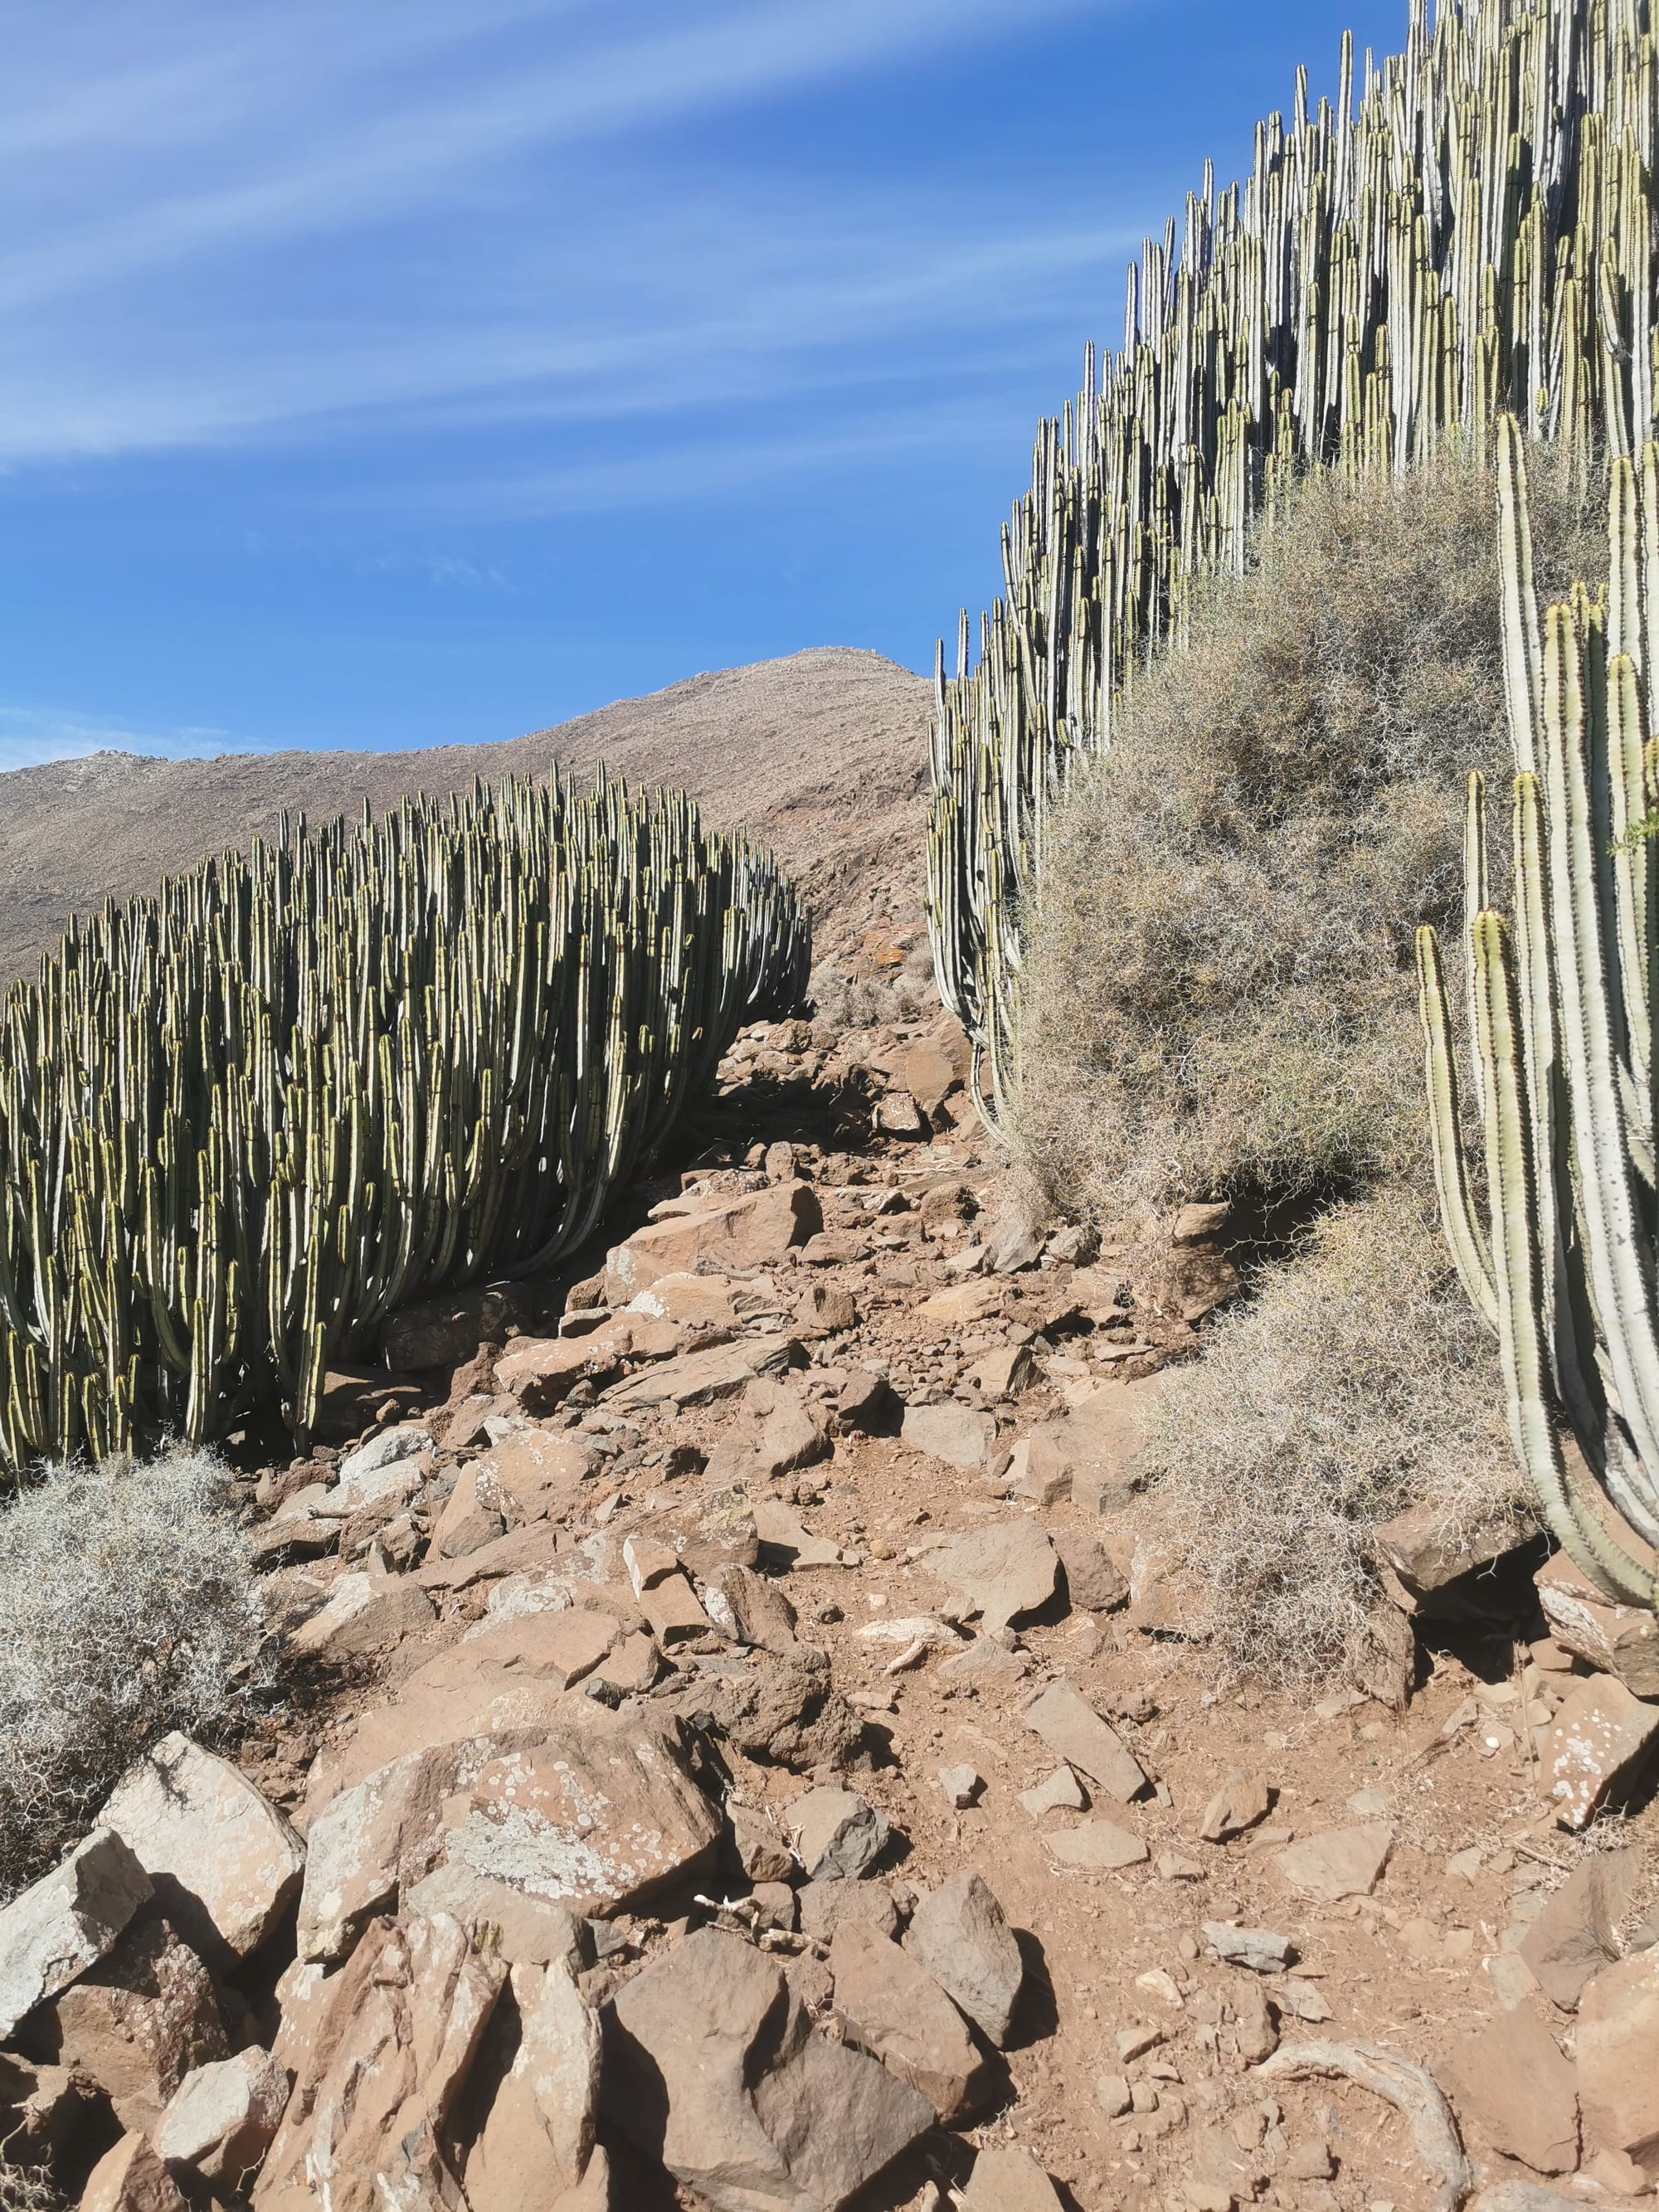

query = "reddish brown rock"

[602,1181,822,1303]
[1022,1680,1148,1802]
[98,1734,306,1966]
[830,1921,987,2122]
[479,1427,601,1524]
[0,1829,153,2039]
[962,2146,1066,2209]
[45,1915,227,2133]
[1518,1850,1640,2010]
[255,1913,504,2210]
[80,2133,189,2212]
[1443,2006,1579,2175]
[464,1959,602,2212]
[154,2045,290,2185]
[1537,1678,1659,1828]
[902,1870,1024,2049]
[1577,1949,1659,2180]
[603,1926,932,2212]
[1535,1549,1659,1700]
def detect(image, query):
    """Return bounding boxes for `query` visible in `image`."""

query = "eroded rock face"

[255,1913,504,2210]
[0,1829,153,2040]
[298,1715,719,1961]
[463,1959,602,2212]
[45,1913,228,2134]
[603,1926,932,2212]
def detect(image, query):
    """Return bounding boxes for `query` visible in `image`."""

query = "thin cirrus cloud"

[0,0,1113,461]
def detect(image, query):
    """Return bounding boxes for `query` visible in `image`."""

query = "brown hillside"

[0,646,930,985]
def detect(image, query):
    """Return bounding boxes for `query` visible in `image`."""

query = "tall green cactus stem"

[1418,419,1659,1609]
[935,0,1659,1131]
[0,771,809,1475]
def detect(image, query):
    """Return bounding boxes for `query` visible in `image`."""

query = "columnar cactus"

[0,771,809,1473]
[933,0,1659,1128]
[1418,418,1659,1608]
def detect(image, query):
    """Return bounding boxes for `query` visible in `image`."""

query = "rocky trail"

[3,909,1659,2212]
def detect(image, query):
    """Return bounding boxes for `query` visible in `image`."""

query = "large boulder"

[0,1829,152,2039]
[603,1927,932,2211]
[602,1182,822,1303]
[98,1734,306,1963]
[297,1714,718,1962]
[254,1913,504,2210]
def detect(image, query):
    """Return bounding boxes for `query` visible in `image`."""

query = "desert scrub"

[0,2161,61,2212]
[1145,1196,1527,1684]
[1014,442,1598,1219]
[0,1447,270,1904]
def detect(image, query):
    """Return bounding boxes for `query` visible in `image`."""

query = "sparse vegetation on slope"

[0,771,807,1471]
[1145,1195,1525,1683]
[1014,445,1596,1218]
[0,1448,266,1903]
[928,0,1658,1116]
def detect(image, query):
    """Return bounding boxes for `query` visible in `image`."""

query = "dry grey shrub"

[0,1447,270,1904]
[1144,1194,1528,1684]
[0,2161,62,2212]
[1014,440,1598,1216]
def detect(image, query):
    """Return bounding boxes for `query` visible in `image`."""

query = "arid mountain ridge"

[0,646,932,985]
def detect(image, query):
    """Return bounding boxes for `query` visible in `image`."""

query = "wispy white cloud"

[0,704,271,772]
[0,0,1117,463]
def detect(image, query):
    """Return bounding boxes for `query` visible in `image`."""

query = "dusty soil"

[226,997,1659,2212]
[0,647,930,985]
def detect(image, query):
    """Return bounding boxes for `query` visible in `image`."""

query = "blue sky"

[0,0,1408,768]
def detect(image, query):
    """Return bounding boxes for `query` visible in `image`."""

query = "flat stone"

[401,1863,586,1971]
[286,1563,437,1660]
[830,1920,987,2122]
[797,1879,901,1945]
[98,1734,306,1964]
[625,1271,746,1328]
[1272,1824,1393,1902]
[46,1916,227,2134]
[795,1283,859,1338]
[602,1182,823,1303]
[478,1428,602,1524]
[1051,1378,1160,1516]
[971,1344,1034,1400]
[919,1280,1000,1326]
[297,1715,718,1959]
[463,1958,602,2212]
[639,1572,714,1645]
[1537,1679,1659,1828]
[0,1829,153,2040]
[603,1334,796,1413]
[786,1787,890,1880]
[929,1519,1058,1631]
[1199,1777,1272,1844]
[902,1869,1024,2048]
[404,1607,620,1696]
[255,1911,505,2210]
[603,1926,932,2211]
[1019,1766,1087,1818]
[902,1401,998,1471]
[754,1498,849,1571]
[1536,1546,1659,1699]
[1576,1948,1659,2181]
[1443,2007,1579,2176]
[1045,1819,1149,1871]
[1374,1500,1531,1610]
[1022,1680,1148,1802]
[703,1563,800,1652]
[1202,1922,1294,1972]
[1519,1849,1641,2010]
[154,2046,289,2184]
[962,2146,1066,2210]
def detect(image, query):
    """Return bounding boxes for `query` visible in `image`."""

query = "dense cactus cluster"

[0,771,809,1473]
[1418,419,1659,1607]
[931,0,1659,1125]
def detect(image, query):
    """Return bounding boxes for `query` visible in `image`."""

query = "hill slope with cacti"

[0,646,929,986]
